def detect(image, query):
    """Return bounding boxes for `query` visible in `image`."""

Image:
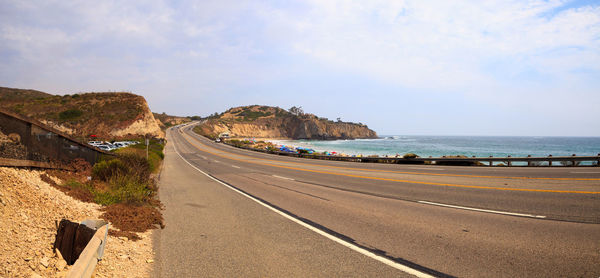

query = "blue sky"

[1,0,599,136]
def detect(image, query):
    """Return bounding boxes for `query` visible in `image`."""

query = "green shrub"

[70,139,164,206]
[64,179,92,191]
[403,153,419,159]
[109,174,152,204]
[147,152,161,173]
[118,153,151,180]
[92,174,152,205]
[92,159,128,182]
[559,161,581,166]
[58,109,83,120]
[93,191,121,206]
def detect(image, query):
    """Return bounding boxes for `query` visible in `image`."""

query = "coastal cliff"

[196,105,377,140]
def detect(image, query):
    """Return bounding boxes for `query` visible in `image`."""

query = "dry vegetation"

[0,87,163,140]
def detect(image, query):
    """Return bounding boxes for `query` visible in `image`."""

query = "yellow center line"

[179,131,600,194]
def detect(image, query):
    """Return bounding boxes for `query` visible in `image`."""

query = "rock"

[55,248,64,261]
[56,270,68,278]
[146,259,154,263]
[30,272,43,278]
[39,257,49,268]
[56,258,67,271]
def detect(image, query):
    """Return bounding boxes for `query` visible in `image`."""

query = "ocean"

[269,136,600,158]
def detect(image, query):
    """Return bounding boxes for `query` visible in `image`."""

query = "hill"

[196,105,377,140]
[153,112,192,130]
[0,87,164,140]
[0,86,52,102]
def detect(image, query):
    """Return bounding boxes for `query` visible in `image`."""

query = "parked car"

[112,142,128,148]
[96,145,114,151]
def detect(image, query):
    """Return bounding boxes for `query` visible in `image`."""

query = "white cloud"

[262,0,600,93]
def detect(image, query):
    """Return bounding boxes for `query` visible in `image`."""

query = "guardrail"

[66,221,109,278]
[223,142,600,167]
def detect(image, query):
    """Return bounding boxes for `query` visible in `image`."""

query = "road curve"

[156,124,600,277]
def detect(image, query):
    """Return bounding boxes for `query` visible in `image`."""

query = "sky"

[1,0,599,136]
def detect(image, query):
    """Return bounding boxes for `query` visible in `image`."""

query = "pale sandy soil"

[0,167,153,278]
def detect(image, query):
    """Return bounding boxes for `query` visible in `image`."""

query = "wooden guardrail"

[0,157,73,170]
[223,142,600,167]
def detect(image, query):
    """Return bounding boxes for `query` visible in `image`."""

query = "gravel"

[0,167,153,277]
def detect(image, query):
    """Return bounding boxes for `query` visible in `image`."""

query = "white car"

[112,142,128,148]
[96,145,114,151]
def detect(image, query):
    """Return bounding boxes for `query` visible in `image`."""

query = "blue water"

[272,136,600,158]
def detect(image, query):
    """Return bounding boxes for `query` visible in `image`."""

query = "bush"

[58,109,83,120]
[93,174,153,205]
[109,174,152,204]
[559,161,581,166]
[118,153,151,181]
[147,152,161,173]
[403,153,419,159]
[90,151,157,205]
[92,159,128,182]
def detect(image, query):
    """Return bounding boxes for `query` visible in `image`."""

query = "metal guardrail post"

[67,223,109,278]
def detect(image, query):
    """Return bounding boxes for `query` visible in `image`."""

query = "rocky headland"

[195,105,377,140]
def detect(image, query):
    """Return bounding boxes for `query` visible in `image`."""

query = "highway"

[154,124,600,277]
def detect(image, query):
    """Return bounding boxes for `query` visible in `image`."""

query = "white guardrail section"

[66,222,109,278]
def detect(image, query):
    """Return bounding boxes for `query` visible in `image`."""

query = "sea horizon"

[268,135,600,158]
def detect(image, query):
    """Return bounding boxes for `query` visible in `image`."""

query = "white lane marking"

[231,165,241,169]
[214,160,220,163]
[418,201,546,219]
[407,167,445,171]
[172,136,434,278]
[201,155,207,160]
[272,175,295,181]
[570,172,600,174]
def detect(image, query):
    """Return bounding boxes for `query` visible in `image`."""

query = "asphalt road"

[155,124,600,277]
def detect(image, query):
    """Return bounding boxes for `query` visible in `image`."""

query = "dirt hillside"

[0,87,164,140]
